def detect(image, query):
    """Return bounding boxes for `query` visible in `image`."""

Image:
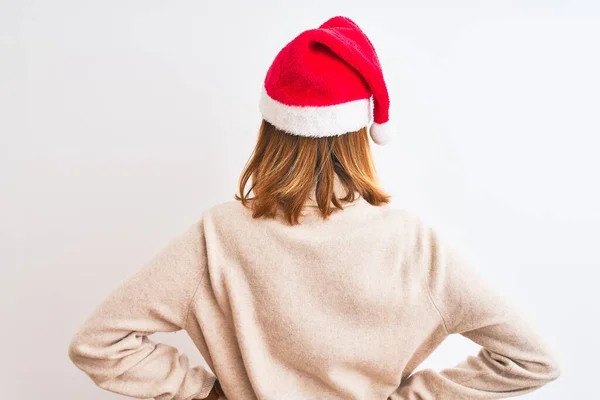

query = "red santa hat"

[259,16,392,145]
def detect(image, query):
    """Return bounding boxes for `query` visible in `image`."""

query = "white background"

[1,0,597,398]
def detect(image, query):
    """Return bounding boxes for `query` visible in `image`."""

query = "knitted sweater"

[68,176,561,399]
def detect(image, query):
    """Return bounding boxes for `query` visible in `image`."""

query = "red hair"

[235,120,390,226]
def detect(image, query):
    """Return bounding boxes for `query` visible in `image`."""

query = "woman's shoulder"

[201,199,257,227]
[371,203,428,227]
[204,199,246,215]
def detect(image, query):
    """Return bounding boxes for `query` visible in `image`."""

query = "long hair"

[235,120,391,225]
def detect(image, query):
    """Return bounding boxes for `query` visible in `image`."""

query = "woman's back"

[198,184,426,398]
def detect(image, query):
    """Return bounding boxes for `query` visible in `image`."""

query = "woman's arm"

[67,218,218,400]
[390,216,561,399]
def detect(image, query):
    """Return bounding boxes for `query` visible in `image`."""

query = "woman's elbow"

[542,354,561,382]
[67,333,85,367]
[67,332,104,384]
[528,349,562,386]
[67,329,97,371]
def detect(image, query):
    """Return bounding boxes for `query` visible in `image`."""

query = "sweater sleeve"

[67,218,217,400]
[390,218,561,399]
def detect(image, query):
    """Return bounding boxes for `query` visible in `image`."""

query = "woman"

[68,16,560,399]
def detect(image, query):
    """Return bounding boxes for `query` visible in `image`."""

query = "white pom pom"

[369,121,392,145]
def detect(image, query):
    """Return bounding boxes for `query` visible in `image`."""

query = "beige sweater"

[68,176,561,399]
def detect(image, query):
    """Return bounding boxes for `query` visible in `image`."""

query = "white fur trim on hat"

[259,87,371,137]
[369,121,391,145]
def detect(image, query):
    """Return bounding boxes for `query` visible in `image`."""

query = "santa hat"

[259,16,392,145]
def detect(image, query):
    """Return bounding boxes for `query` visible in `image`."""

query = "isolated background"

[1,0,597,398]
